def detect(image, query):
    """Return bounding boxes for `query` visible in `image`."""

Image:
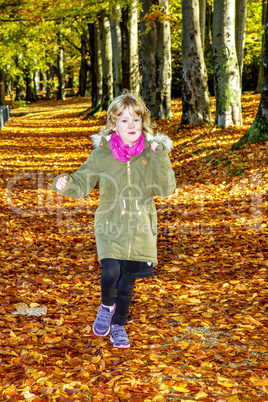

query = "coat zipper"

[127,160,132,259]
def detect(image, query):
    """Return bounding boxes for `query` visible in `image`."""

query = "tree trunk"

[99,13,113,109]
[181,0,211,125]
[45,65,54,100]
[88,22,103,108]
[78,33,89,97]
[34,69,41,97]
[128,0,139,97]
[15,75,25,100]
[110,4,123,97]
[141,0,157,116]
[57,31,65,101]
[213,0,242,128]
[121,0,140,96]
[121,8,130,91]
[232,0,268,149]
[41,71,46,93]
[155,0,172,119]
[199,0,206,50]
[235,0,247,81]
[256,0,267,93]
[67,65,74,88]
[25,69,37,102]
[85,66,91,97]
[0,70,5,105]
[207,1,213,45]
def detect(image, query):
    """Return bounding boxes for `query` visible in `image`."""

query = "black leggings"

[100,259,136,326]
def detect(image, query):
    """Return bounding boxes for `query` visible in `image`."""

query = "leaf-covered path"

[0,95,268,401]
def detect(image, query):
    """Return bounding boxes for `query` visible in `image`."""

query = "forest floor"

[0,93,267,401]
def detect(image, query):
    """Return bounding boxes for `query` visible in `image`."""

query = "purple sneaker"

[110,325,130,348]
[93,304,115,337]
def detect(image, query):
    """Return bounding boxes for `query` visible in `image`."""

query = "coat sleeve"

[150,143,177,197]
[52,150,100,199]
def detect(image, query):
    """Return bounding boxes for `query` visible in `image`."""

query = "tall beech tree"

[25,68,37,102]
[141,0,157,116]
[236,0,247,81]
[232,0,268,149]
[213,0,242,128]
[141,0,173,119]
[121,0,140,97]
[199,0,206,50]
[99,12,113,109]
[78,32,90,98]
[88,22,103,108]
[181,0,211,125]
[256,0,267,93]
[155,0,172,119]
[110,4,123,97]
[57,27,65,101]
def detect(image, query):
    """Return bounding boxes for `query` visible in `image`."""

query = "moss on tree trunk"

[83,103,103,119]
[232,109,268,150]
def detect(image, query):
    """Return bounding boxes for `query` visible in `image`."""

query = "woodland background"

[0,0,266,133]
[0,0,268,401]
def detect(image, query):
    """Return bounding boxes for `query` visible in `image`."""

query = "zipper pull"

[127,161,131,175]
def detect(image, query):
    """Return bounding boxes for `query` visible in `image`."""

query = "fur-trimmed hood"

[91,131,174,153]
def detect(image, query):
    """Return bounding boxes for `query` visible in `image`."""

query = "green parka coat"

[52,132,176,267]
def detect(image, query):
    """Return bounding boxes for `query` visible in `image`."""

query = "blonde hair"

[100,90,155,136]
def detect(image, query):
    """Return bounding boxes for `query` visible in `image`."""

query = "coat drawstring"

[136,200,142,215]
[122,199,126,215]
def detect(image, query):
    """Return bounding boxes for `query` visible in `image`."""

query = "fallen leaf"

[254,379,268,386]
[217,376,238,388]
[195,390,208,399]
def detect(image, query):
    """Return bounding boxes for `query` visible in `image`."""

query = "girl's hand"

[151,141,159,152]
[56,175,68,190]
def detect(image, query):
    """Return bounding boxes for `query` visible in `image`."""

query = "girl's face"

[115,106,142,145]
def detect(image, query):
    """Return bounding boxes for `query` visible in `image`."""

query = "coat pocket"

[94,208,114,236]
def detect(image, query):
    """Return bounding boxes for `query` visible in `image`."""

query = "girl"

[52,91,176,348]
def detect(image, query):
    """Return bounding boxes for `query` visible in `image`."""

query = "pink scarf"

[110,132,145,162]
